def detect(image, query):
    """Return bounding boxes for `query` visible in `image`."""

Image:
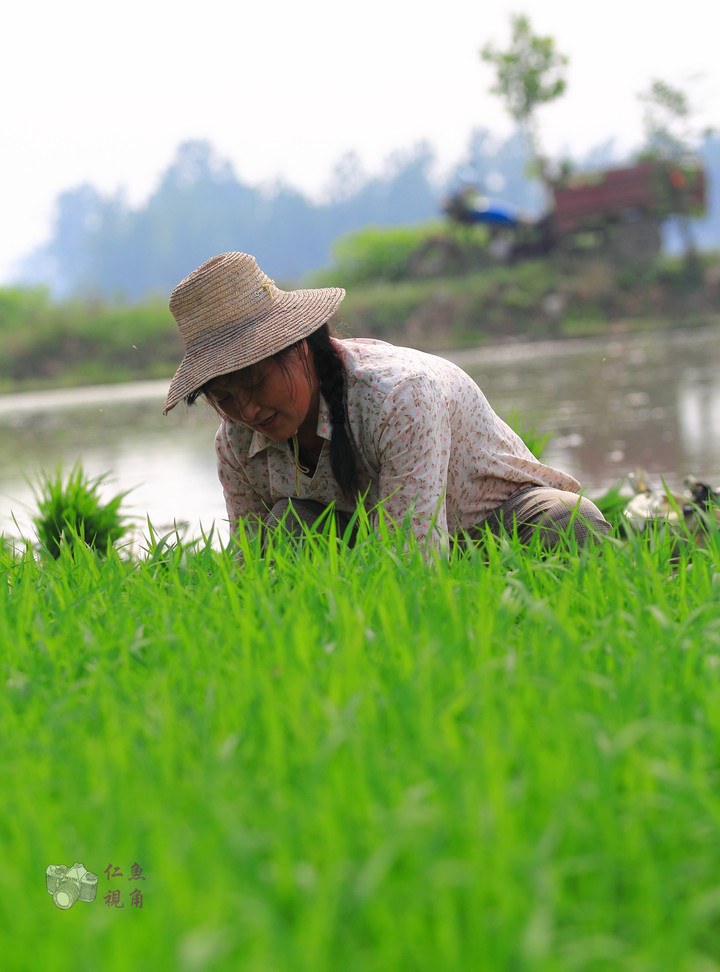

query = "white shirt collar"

[246,393,332,459]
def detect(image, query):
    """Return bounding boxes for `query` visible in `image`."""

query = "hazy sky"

[3,0,719,284]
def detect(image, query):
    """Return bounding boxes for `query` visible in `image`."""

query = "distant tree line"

[16,130,720,301]
[18,139,443,299]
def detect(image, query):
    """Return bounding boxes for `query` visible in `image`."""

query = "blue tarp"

[466,199,520,227]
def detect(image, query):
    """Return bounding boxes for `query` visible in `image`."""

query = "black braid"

[306,324,359,499]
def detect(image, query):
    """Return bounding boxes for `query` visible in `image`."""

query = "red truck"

[411,160,708,275]
[547,160,707,262]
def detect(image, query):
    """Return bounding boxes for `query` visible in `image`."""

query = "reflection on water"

[0,383,225,542]
[454,326,720,493]
[2,326,720,542]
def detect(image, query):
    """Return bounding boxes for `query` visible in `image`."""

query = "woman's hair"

[186,323,360,499]
[305,324,359,499]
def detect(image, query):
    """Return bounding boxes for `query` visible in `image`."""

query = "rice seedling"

[30,463,132,559]
[2,509,720,971]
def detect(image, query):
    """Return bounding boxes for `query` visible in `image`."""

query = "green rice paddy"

[2,520,720,971]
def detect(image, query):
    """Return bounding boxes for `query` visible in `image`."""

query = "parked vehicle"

[408,161,707,277]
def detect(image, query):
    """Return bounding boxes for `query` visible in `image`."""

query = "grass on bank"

[2,515,720,972]
[0,286,181,391]
[2,250,720,392]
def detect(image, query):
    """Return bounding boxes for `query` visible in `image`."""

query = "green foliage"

[3,249,720,392]
[480,14,568,184]
[0,285,54,332]
[31,463,131,558]
[316,221,448,287]
[337,257,571,344]
[0,286,179,388]
[480,14,568,125]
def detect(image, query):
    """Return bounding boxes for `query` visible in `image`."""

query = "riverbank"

[334,253,720,351]
[4,323,720,544]
[1,253,719,393]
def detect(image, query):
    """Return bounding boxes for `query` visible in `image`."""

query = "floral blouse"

[215,338,581,545]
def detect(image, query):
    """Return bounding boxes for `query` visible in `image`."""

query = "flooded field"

[2,326,720,543]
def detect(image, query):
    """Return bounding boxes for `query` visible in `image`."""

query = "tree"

[639,80,697,161]
[15,140,439,299]
[480,14,568,196]
[638,79,708,266]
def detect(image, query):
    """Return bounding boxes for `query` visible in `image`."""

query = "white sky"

[3,0,719,284]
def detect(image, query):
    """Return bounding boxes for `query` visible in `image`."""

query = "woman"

[163,252,609,551]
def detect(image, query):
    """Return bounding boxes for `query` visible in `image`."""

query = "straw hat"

[162,252,345,414]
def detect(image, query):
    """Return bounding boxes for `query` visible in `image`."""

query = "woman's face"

[205,345,318,442]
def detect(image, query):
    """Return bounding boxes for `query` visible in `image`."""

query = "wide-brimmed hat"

[162,252,345,414]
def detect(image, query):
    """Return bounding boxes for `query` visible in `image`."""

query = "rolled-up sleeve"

[374,376,452,549]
